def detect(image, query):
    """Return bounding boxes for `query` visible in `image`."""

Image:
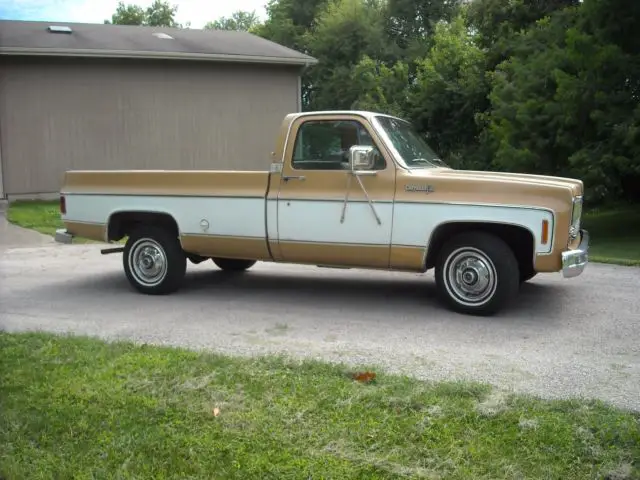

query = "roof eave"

[0,46,319,67]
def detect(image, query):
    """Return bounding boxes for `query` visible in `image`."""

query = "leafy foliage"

[485,3,640,202]
[105,0,640,205]
[350,55,410,117]
[105,0,182,27]
[407,14,489,168]
[204,10,261,32]
[303,0,396,110]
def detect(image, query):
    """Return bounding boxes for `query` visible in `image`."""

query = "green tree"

[99,0,640,205]
[254,0,330,53]
[466,0,580,67]
[252,0,332,109]
[303,0,396,110]
[350,55,410,117]
[105,2,146,25]
[204,10,261,32]
[384,0,462,65]
[485,3,640,203]
[105,0,180,27]
[407,14,489,168]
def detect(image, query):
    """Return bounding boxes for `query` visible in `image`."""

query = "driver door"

[274,114,396,268]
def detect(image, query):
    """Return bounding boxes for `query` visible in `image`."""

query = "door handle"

[282,175,305,182]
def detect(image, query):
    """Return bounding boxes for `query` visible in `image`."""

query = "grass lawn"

[581,206,640,266]
[5,199,640,266]
[6,200,106,244]
[1,332,638,479]
[5,199,63,237]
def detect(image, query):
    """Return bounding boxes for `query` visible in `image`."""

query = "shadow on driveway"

[23,263,567,325]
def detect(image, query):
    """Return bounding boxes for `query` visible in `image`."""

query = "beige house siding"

[0,56,301,196]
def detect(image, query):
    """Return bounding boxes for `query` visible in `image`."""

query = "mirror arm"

[340,174,353,224]
[353,172,382,225]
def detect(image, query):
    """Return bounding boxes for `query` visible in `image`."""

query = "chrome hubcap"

[444,247,497,307]
[128,239,167,287]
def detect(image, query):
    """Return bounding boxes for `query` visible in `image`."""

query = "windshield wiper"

[411,157,448,167]
[410,158,437,165]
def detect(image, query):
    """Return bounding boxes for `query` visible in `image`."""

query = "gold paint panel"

[63,170,270,197]
[534,253,562,272]
[275,242,390,268]
[534,232,582,273]
[64,221,107,242]
[180,235,271,260]
[389,245,427,271]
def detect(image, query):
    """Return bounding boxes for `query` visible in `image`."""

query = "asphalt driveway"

[0,202,54,249]
[1,240,639,411]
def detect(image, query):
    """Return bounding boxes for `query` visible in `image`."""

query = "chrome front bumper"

[561,229,589,278]
[55,228,74,244]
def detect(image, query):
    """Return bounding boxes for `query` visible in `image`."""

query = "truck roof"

[287,110,407,123]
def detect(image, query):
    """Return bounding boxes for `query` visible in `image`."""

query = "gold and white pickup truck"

[56,110,589,316]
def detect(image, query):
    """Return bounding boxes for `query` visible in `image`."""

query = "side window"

[291,120,386,171]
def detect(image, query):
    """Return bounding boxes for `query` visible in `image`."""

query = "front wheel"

[520,267,537,283]
[123,226,187,295]
[434,232,519,316]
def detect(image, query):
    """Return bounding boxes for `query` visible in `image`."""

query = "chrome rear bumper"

[55,228,74,244]
[561,229,589,278]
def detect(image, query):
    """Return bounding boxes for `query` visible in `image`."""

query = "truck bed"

[60,170,274,260]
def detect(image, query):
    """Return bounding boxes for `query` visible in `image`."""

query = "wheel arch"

[424,220,537,275]
[107,209,181,242]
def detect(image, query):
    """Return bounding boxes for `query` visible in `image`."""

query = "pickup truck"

[55,110,589,316]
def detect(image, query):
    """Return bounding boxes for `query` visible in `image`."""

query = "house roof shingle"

[0,19,318,66]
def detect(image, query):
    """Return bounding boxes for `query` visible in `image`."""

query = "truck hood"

[397,167,582,213]
[408,167,583,197]
[439,168,583,195]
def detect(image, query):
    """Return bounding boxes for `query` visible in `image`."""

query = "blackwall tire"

[212,258,257,272]
[123,225,186,295]
[434,231,519,316]
[520,268,537,283]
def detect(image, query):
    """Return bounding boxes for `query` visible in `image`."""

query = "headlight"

[569,195,583,240]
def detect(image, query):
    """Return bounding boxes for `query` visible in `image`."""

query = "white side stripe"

[62,194,552,253]
[63,194,266,238]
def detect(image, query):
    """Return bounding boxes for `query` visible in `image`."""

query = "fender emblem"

[405,184,434,193]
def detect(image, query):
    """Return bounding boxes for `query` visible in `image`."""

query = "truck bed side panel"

[61,170,272,260]
[62,170,268,197]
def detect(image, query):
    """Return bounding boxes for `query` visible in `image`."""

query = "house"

[0,20,317,199]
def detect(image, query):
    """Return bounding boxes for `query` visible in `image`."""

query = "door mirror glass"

[349,145,376,171]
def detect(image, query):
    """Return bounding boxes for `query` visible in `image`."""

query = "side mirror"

[349,145,376,171]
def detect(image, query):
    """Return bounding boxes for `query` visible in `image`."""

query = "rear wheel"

[212,258,256,272]
[123,225,186,295]
[434,231,519,316]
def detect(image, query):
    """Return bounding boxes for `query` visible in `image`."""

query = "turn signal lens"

[541,219,549,245]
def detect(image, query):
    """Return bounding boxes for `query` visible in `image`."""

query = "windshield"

[374,116,449,169]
